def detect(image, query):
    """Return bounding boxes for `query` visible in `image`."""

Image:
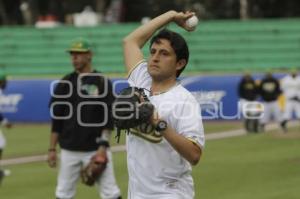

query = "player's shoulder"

[128,60,147,78]
[173,84,198,103]
[92,71,112,82]
[61,72,76,80]
[128,61,150,88]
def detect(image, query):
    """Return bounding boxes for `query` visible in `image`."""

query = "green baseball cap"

[67,38,92,53]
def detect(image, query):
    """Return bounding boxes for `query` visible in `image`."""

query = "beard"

[73,62,87,72]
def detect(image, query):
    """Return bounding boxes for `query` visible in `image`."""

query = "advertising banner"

[1,74,285,122]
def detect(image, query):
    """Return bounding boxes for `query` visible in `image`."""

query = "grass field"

[2,121,243,158]
[0,122,300,199]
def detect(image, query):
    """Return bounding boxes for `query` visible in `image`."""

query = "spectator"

[35,0,64,22]
[32,0,63,28]
[73,5,100,27]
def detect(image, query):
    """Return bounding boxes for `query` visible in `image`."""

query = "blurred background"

[0,1,300,198]
[0,0,300,76]
[1,0,300,25]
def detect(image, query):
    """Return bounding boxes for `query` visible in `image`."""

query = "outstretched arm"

[122,10,195,73]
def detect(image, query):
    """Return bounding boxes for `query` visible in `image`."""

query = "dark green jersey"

[50,71,114,151]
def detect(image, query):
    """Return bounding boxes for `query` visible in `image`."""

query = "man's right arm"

[47,131,59,168]
[48,83,63,168]
[122,10,195,73]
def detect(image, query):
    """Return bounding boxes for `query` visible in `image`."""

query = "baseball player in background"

[0,74,12,185]
[122,11,205,199]
[47,38,121,199]
[280,69,300,131]
[237,72,260,133]
[258,71,284,132]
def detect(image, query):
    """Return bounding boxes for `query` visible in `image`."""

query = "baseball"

[185,16,199,29]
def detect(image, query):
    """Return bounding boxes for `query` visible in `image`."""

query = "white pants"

[260,101,283,124]
[283,99,300,120]
[56,149,121,199]
[128,176,194,199]
[239,100,263,119]
[128,190,193,199]
[0,130,6,149]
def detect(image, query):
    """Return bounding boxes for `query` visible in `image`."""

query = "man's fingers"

[184,11,195,19]
[47,154,57,168]
[174,11,197,31]
[48,159,56,168]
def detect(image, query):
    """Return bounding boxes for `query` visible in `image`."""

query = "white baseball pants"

[56,149,121,199]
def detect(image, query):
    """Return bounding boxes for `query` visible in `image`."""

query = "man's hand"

[150,110,160,127]
[47,149,57,168]
[173,11,197,32]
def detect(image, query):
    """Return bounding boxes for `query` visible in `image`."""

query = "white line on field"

[1,121,298,166]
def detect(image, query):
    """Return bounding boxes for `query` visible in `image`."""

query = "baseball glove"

[113,87,155,142]
[80,149,108,186]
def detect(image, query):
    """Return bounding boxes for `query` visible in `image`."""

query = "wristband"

[101,129,111,141]
[98,140,110,148]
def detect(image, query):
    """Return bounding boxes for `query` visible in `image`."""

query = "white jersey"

[281,75,300,99]
[281,74,300,120]
[127,61,205,199]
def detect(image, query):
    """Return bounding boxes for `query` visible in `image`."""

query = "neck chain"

[150,81,179,96]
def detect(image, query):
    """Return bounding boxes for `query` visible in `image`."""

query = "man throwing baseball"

[47,38,121,199]
[122,11,205,199]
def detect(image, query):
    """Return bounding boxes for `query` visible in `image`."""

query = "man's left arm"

[161,126,202,166]
[152,105,204,166]
[84,78,114,186]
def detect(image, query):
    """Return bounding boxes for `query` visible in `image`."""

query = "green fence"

[0,19,300,76]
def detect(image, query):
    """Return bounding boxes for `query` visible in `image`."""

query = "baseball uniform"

[126,61,205,199]
[281,74,300,120]
[258,74,282,125]
[237,74,261,132]
[50,72,121,199]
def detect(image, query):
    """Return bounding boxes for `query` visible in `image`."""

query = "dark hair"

[150,29,189,77]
